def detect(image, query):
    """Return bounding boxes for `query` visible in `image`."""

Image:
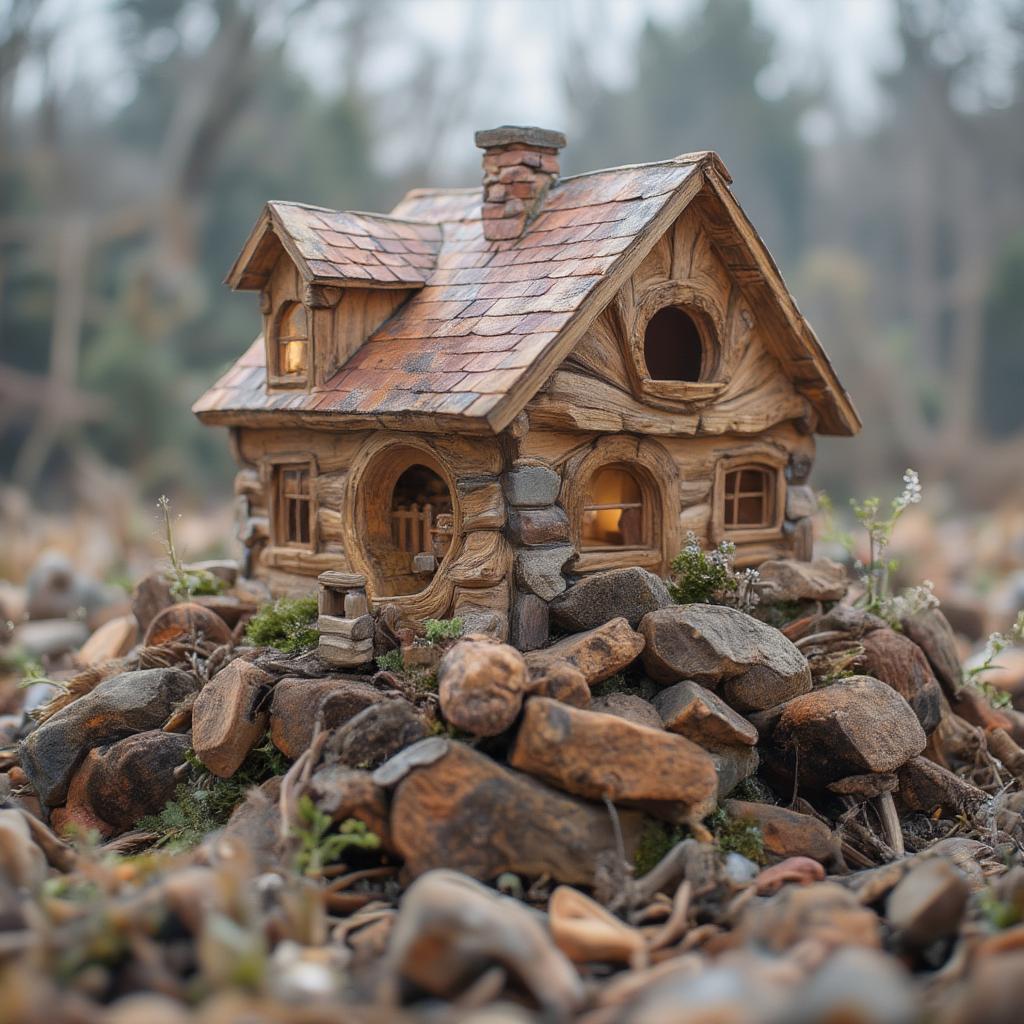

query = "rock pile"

[0,559,1023,1021]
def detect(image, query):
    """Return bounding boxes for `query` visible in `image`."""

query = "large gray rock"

[639,604,812,712]
[549,567,673,631]
[19,667,198,806]
[756,558,847,604]
[502,464,561,507]
[514,546,573,601]
[774,676,927,786]
[325,700,428,770]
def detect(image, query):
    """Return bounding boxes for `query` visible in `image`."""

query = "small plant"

[290,795,381,877]
[668,532,760,612]
[838,470,922,616]
[423,617,464,645]
[136,743,288,851]
[157,495,227,600]
[375,648,403,673]
[245,595,320,653]
[979,887,1023,930]
[962,611,1024,710]
[709,807,766,864]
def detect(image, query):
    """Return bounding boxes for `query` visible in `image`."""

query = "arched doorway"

[355,445,456,597]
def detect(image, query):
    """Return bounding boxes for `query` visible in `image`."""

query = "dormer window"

[274,302,308,381]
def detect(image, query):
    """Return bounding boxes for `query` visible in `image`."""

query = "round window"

[643,306,703,382]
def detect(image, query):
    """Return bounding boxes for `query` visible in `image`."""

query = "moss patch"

[245,595,319,653]
[634,819,688,876]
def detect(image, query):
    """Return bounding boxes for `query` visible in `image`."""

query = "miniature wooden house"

[194,126,860,647]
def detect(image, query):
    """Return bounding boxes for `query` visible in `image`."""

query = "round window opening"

[390,464,454,564]
[643,306,703,382]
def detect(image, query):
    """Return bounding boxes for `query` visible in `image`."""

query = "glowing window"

[643,306,703,382]
[276,302,308,378]
[582,465,646,549]
[723,466,774,529]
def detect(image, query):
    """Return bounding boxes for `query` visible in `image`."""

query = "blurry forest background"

[1,0,1022,625]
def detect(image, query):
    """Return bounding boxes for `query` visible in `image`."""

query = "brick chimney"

[475,125,566,241]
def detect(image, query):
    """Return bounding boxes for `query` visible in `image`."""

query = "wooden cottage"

[194,126,860,647]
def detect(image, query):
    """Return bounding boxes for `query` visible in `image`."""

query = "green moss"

[423,617,464,644]
[136,742,288,851]
[634,819,688,876]
[709,807,766,864]
[589,673,658,701]
[729,776,777,805]
[245,595,319,653]
[755,600,807,629]
[979,889,1023,930]
[375,649,403,673]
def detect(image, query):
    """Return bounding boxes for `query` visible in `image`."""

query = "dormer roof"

[225,202,442,291]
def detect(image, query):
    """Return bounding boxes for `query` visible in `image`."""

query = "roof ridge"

[556,151,725,185]
[268,199,439,228]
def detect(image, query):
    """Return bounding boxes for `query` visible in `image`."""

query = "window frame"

[711,452,786,546]
[269,457,318,552]
[267,300,311,389]
[562,437,679,576]
[580,463,651,554]
[627,283,727,407]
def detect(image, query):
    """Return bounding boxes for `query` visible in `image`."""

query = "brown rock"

[130,572,174,634]
[509,697,717,820]
[861,628,942,733]
[773,676,927,786]
[82,730,191,832]
[390,741,642,886]
[217,777,284,872]
[886,857,969,947]
[525,617,645,685]
[270,677,385,759]
[738,881,881,953]
[386,870,584,1016]
[193,660,273,778]
[323,700,427,769]
[308,766,390,843]
[76,615,137,667]
[639,604,811,711]
[725,799,840,866]
[756,558,847,604]
[143,601,233,648]
[527,659,590,707]
[901,606,963,696]
[711,746,760,798]
[438,638,528,737]
[507,506,571,546]
[589,692,662,729]
[652,679,758,750]
[20,667,199,806]
[896,756,988,818]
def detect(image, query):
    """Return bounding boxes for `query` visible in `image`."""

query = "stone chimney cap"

[475,125,566,150]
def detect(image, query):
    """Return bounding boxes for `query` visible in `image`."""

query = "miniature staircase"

[317,570,373,667]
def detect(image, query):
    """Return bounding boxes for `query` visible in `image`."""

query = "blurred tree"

[564,0,813,269]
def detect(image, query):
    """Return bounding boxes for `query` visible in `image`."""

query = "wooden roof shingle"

[196,153,860,436]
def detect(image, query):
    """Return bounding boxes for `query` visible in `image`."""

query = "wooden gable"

[527,199,813,437]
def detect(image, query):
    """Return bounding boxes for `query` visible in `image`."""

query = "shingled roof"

[195,152,860,436]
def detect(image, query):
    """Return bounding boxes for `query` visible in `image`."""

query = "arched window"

[276,302,308,378]
[390,464,453,562]
[723,465,775,529]
[582,464,647,549]
[643,306,703,382]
